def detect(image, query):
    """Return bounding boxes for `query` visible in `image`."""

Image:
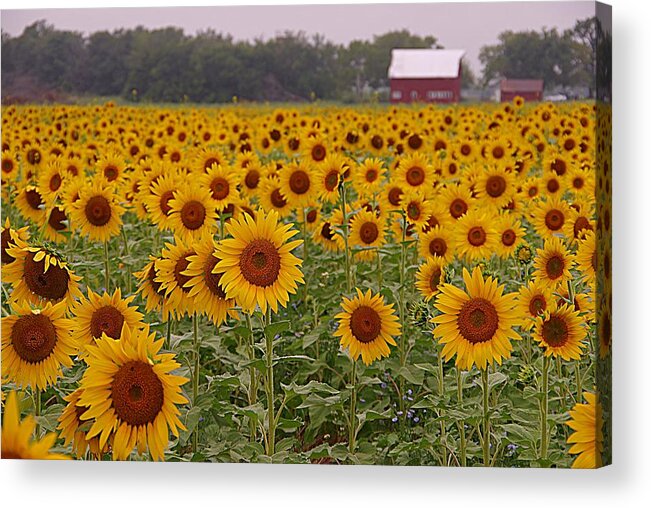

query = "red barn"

[388,49,465,104]
[500,79,544,102]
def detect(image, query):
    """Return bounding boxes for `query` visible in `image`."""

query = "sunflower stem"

[348,358,357,455]
[575,360,582,401]
[339,182,351,293]
[438,345,447,466]
[540,354,550,460]
[34,388,41,437]
[456,368,467,467]
[302,208,309,305]
[103,240,110,290]
[398,211,407,420]
[264,312,276,457]
[481,368,491,466]
[245,312,258,442]
[192,312,200,454]
[165,319,172,350]
[376,248,383,293]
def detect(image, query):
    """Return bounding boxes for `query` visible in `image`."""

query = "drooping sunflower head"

[14,183,46,223]
[334,288,401,366]
[214,209,304,314]
[415,257,447,302]
[3,244,82,309]
[432,267,520,371]
[1,300,77,390]
[1,217,30,266]
[78,324,189,461]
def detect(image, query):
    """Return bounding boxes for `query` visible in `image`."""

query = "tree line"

[1,18,602,103]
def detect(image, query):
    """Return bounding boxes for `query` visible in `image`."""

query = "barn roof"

[500,79,544,92]
[388,49,466,79]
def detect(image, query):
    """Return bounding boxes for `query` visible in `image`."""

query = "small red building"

[500,79,544,102]
[388,49,465,104]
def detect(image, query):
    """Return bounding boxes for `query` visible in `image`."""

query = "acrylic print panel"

[0,1,611,468]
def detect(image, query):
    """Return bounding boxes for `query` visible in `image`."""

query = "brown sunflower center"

[408,134,422,150]
[541,315,569,347]
[203,157,220,171]
[104,165,119,181]
[306,209,317,223]
[311,144,326,162]
[492,146,505,159]
[547,178,560,193]
[467,226,487,247]
[545,210,565,231]
[429,238,447,257]
[25,189,43,211]
[159,190,175,216]
[546,255,565,280]
[321,222,335,241]
[573,216,592,238]
[48,207,67,231]
[174,254,193,293]
[529,295,547,316]
[111,361,164,426]
[239,239,281,287]
[457,298,499,344]
[204,256,226,298]
[486,175,507,197]
[450,198,468,219]
[350,305,382,344]
[359,221,379,244]
[244,170,260,190]
[406,166,425,186]
[324,169,339,191]
[148,265,166,297]
[85,195,112,226]
[50,174,62,192]
[1,158,14,173]
[551,159,567,176]
[24,252,70,301]
[270,188,287,208]
[365,169,378,183]
[573,177,584,189]
[289,170,310,195]
[1,229,15,264]
[90,306,125,340]
[10,313,57,363]
[429,268,442,292]
[388,187,403,206]
[501,229,516,246]
[210,178,230,200]
[180,200,206,231]
[371,135,383,149]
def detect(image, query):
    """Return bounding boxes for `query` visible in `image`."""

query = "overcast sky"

[1,1,597,74]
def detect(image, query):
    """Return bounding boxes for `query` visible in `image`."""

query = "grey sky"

[0,2,596,74]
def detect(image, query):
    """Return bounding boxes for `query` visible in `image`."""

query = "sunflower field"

[0,100,611,467]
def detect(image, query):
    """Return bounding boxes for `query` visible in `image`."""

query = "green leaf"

[264,320,291,338]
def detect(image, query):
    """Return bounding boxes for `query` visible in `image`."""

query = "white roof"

[388,49,466,79]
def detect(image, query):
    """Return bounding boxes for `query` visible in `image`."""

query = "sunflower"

[2,301,77,390]
[1,150,19,182]
[155,239,197,320]
[531,196,572,240]
[96,150,126,184]
[214,209,304,314]
[316,154,345,204]
[70,179,125,243]
[1,390,69,460]
[439,183,475,221]
[167,182,217,243]
[57,388,106,458]
[400,191,433,229]
[475,165,516,209]
[418,225,454,263]
[183,234,237,326]
[78,325,188,461]
[379,183,405,212]
[42,205,70,243]
[349,209,386,262]
[3,245,82,309]
[432,267,520,370]
[200,162,240,212]
[516,280,553,331]
[352,158,386,197]
[303,135,328,164]
[532,237,575,289]
[134,257,170,318]
[533,303,586,360]
[415,257,447,302]
[334,288,401,366]
[576,230,597,287]
[143,172,181,232]
[453,209,498,262]
[312,217,340,253]
[193,146,226,173]
[240,160,265,196]
[14,184,46,223]
[566,392,604,468]
[279,159,315,209]
[38,157,66,207]
[71,288,143,350]
[494,214,526,259]
[259,177,292,218]
[568,205,595,242]
[395,153,434,194]
[1,217,30,266]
